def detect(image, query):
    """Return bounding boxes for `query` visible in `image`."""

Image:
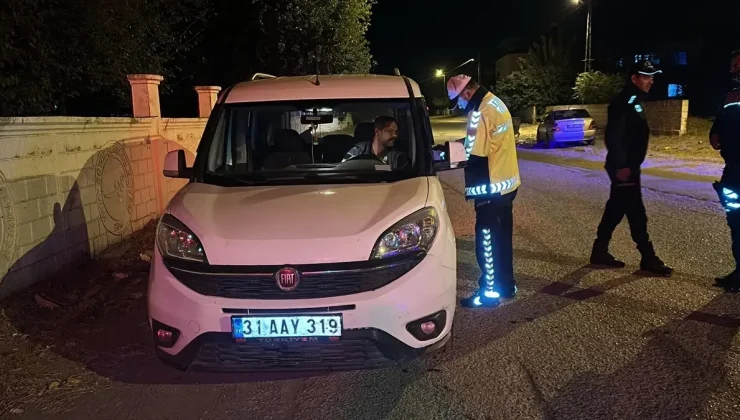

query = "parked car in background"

[536,108,597,148]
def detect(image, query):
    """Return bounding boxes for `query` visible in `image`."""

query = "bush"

[429,96,450,110]
[573,71,625,104]
[496,59,571,112]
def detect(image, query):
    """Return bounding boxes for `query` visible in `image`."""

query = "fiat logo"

[275,267,300,291]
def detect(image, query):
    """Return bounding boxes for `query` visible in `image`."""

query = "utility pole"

[477,52,481,85]
[584,0,593,72]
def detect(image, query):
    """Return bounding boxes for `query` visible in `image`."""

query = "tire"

[536,130,551,149]
[585,138,595,146]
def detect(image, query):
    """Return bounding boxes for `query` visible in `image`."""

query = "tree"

[0,0,211,116]
[495,36,573,112]
[573,71,626,104]
[252,0,375,75]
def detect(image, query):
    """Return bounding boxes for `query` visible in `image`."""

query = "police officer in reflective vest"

[711,50,740,292]
[590,61,673,276]
[447,75,521,308]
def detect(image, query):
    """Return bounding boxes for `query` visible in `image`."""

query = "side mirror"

[163,149,192,179]
[434,140,467,171]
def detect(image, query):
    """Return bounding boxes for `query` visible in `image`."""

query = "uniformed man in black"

[711,49,740,291]
[589,61,673,276]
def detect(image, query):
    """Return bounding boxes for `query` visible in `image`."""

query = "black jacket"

[710,87,740,166]
[604,83,651,171]
[342,141,410,170]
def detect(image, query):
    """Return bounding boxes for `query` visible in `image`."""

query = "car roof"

[223,74,423,104]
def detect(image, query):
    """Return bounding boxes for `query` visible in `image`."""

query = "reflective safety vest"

[463,91,520,200]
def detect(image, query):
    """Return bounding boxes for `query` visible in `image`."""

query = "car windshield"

[553,109,591,120]
[201,99,421,186]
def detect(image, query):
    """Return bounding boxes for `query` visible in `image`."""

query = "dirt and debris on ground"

[0,221,157,416]
[648,117,720,162]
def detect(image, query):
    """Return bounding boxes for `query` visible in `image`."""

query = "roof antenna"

[313,48,321,86]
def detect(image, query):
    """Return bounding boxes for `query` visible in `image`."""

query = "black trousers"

[595,168,651,250]
[717,165,740,270]
[474,190,517,292]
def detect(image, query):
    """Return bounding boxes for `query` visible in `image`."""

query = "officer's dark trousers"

[718,165,740,270]
[474,190,517,293]
[595,168,651,250]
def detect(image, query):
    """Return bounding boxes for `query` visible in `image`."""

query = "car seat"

[261,129,313,169]
[319,134,357,163]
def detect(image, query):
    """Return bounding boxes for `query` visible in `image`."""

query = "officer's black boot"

[589,240,626,268]
[637,241,673,276]
[715,270,740,288]
[721,275,740,292]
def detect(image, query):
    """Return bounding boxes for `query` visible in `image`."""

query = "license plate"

[231,315,343,339]
[567,124,583,130]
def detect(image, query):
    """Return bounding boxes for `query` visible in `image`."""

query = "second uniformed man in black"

[589,61,673,276]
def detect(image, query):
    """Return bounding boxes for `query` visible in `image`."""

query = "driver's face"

[377,122,399,148]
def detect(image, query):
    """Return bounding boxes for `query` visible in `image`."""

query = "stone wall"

[546,99,689,135]
[0,77,212,298]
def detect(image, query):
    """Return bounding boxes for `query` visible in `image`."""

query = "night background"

[5,1,740,416]
[1,0,739,116]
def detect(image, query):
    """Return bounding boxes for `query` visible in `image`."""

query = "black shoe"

[723,279,740,293]
[640,256,673,277]
[460,290,501,308]
[715,270,740,288]
[590,241,625,268]
[590,251,626,268]
[637,241,673,277]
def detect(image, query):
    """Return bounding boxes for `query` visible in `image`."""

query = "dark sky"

[367,0,740,88]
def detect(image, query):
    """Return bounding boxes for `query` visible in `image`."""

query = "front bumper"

[147,248,457,371]
[155,328,451,372]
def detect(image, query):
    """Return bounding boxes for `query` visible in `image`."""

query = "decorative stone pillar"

[194,86,221,118]
[126,74,164,118]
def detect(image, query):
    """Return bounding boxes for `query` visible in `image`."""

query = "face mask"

[457,97,468,111]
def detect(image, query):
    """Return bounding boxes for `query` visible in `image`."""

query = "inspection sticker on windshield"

[231,315,343,339]
[374,165,392,171]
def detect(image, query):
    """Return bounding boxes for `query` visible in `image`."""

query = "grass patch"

[648,117,721,162]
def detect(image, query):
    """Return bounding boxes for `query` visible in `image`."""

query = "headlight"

[156,213,208,263]
[371,207,440,259]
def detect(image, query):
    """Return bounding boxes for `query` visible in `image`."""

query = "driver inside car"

[342,116,410,170]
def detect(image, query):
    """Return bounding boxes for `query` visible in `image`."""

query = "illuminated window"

[667,84,684,98]
[674,52,687,65]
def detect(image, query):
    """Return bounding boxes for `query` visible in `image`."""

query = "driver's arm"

[342,144,363,162]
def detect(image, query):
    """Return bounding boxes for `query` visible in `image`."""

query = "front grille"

[189,338,395,372]
[166,252,424,300]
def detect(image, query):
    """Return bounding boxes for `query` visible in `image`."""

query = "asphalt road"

[15,118,740,420]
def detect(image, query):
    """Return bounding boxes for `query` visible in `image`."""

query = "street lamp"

[435,57,479,96]
[572,0,593,72]
[436,69,446,97]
